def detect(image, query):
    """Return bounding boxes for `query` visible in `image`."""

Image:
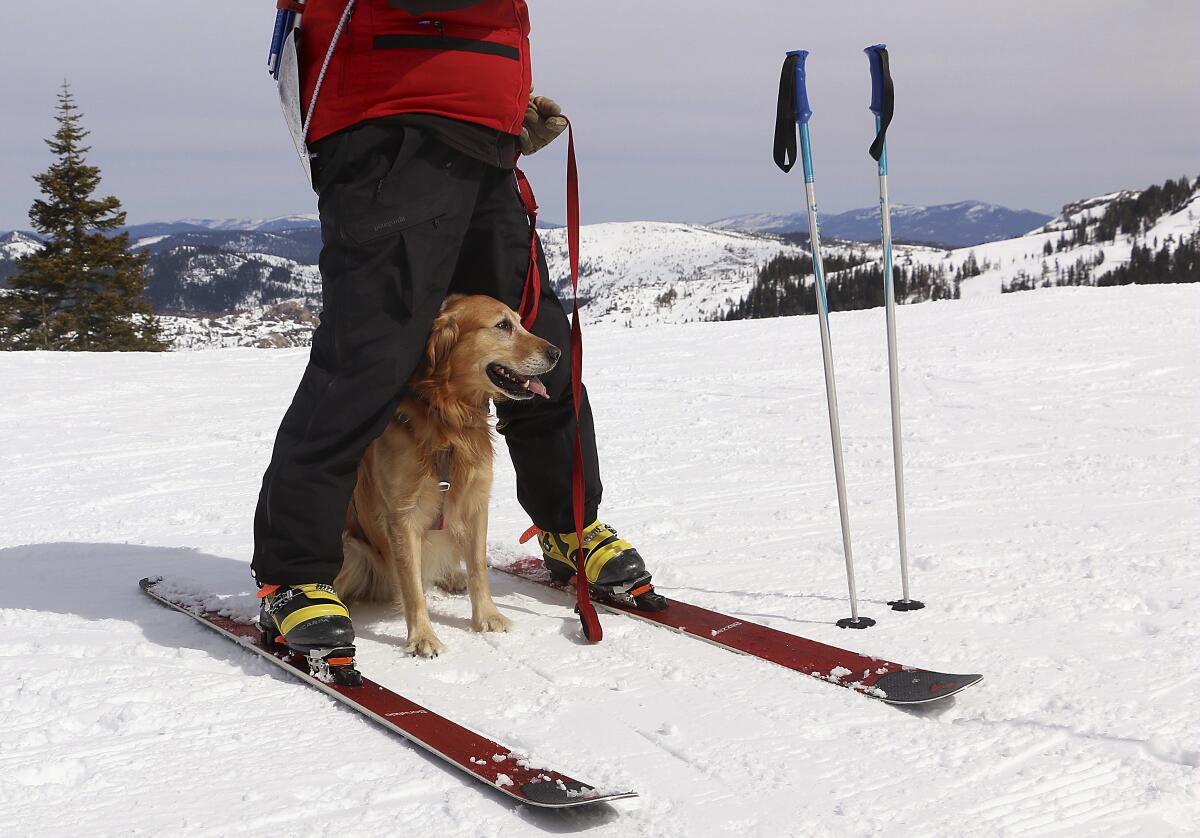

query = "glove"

[519,94,567,155]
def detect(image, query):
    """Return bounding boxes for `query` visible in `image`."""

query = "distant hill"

[119,215,320,239]
[710,201,1052,247]
[3,180,1192,348]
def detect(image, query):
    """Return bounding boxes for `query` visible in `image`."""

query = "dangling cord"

[301,0,356,142]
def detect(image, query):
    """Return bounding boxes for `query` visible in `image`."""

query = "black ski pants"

[251,117,602,585]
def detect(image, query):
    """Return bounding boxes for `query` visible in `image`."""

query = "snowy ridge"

[907,180,1200,298]
[711,200,1052,246]
[1035,191,1129,232]
[120,214,321,238]
[537,221,868,326]
[1,284,1196,834]
[0,230,41,261]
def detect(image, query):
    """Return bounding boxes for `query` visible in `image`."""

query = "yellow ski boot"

[257,583,362,685]
[537,521,667,612]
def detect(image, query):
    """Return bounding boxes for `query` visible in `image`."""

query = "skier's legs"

[448,167,602,533]
[252,122,485,585]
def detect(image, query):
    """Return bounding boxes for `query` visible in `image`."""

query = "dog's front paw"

[405,629,447,658]
[472,609,513,634]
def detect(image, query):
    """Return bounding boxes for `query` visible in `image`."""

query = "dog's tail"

[336,531,394,603]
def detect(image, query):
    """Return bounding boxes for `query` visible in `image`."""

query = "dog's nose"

[545,346,562,364]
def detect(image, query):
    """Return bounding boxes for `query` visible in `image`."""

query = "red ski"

[139,577,635,809]
[497,558,982,705]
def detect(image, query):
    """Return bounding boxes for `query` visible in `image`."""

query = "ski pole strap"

[865,44,894,162]
[773,50,811,173]
[773,53,800,172]
[563,119,602,643]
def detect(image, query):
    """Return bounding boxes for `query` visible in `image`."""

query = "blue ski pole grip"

[268,9,289,70]
[865,43,888,116]
[789,49,812,124]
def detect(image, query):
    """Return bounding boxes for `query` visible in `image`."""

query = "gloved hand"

[519,94,567,155]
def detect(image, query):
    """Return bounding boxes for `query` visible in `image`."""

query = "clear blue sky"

[2,1,1197,229]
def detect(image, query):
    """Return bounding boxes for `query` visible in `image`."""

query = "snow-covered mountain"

[711,201,1052,246]
[2,178,1194,349]
[0,231,44,283]
[1,227,324,318]
[0,230,41,261]
[2,219,861,343]
[903,178,1200,298]
[120,214,321,239]
[536,221,869,327]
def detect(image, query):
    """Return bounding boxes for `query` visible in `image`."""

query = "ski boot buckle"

[598,572,654,607]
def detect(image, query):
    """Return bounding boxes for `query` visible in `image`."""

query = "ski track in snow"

[1,285,1198,836]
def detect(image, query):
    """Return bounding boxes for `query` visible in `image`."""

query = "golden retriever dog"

[336,294,560,657]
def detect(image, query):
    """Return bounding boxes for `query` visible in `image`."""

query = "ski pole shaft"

[865,44,923,612]
[782,50,873,629]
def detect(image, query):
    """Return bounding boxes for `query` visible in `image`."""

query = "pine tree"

[0,82,166,351]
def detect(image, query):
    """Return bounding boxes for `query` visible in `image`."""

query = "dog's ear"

[426,307,460,372]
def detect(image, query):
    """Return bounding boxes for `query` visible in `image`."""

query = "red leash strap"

[513,168,542,331]
[513,122,601,642]
[563,121,602,642]
[561,120,600,638]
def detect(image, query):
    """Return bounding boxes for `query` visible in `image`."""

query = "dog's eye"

[495,320,512,332]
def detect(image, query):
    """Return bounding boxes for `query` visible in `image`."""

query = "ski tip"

[518,779,637,808]
[139,576,163,592]
[875,671,983,705]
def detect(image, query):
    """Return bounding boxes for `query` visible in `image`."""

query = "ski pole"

[864,44,924,612]
[268,7,299,80]
[773,51,874,629]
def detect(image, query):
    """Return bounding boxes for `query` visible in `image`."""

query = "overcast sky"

[2,1,1197,230]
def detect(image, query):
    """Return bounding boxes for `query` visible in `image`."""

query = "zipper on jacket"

[374,18,520,60]
[337,6,355,95]
[418,18,445,38]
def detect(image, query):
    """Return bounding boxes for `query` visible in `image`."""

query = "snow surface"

[1,285,1198,836]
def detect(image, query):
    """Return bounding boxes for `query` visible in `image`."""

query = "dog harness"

[349,411,452,540]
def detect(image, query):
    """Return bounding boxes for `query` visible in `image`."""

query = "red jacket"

[300,0,532,143]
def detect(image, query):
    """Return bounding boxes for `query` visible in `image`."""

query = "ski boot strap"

[304,646,363,687]
[594,572,655,606]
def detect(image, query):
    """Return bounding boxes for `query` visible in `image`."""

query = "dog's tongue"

[526,376,549,398]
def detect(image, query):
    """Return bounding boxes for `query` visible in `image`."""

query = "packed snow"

[1,284,1197,836]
